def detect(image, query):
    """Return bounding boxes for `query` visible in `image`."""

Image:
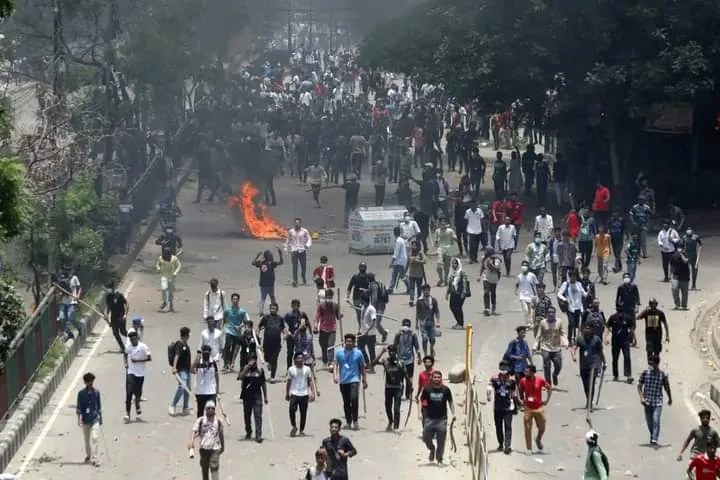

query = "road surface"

[6,153,719,479]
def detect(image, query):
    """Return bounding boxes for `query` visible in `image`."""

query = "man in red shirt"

[507,193,524,249]
[592,181,611,228]
[415,355,437,423]
[688,441,720,480]
[490,197,507,242]
[518,364,552,453]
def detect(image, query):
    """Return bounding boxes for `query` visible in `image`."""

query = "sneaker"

[626,377,634,384]
[385,423,392,432]
[290,427,297,437]
[351,422,359,431]
[160,302,167,310]
[136,410,142,418]
[256,437,264,443]
[123,414,130,423]
[483,309,490,316]
[428,446,436,462]
[504,447,512,455]
[92,459,100,467]
[451,324,464,330]
[552,375,558,386]
[244,432,252,440]
[535,437,544,451]
[168,405,176,416]
[299,431,306,436]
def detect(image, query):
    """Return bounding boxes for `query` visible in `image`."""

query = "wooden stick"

[53,283,107,319]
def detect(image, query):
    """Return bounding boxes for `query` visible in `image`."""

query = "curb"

[698,298,720,409]
[0,161,194,472]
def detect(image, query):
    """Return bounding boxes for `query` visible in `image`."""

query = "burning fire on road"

[228,182,286,239]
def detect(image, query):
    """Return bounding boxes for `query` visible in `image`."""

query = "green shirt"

[683,234,702,258]
[583,447,608,480]
[626,241,639,261]
[434,227,456,256]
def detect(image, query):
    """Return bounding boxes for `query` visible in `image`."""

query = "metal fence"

[464,325,489,480]
[0,287,58,419]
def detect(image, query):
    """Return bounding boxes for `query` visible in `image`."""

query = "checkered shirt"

[638,368,667,407]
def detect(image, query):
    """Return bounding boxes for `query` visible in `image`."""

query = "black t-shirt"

[670,253,691,281]
[489,375,516,411]
[347,273,370,301]
[575,335,603,370]
[583,311,605,339]
[259,314,285,342]
[421,385,453,420]
[284,310,308,335]
[106,292,127,320]
[382,358,406,389]
[606,312,634,340]
[241,367,266,401]
[173,340,192,371]
[343,181,360,206]
[256,260,279,287]
[638,309,665,339]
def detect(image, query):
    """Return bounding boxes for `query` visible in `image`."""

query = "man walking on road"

[287,351,317,437]
[124,328,151,423]
[238,353,269,443]
[286,217,312,287]
[518,365,551,454]
[188,401,225,480]
[334,334,367,430]
[487,360,517,454]
[321,418,358,480]
[170,326,192,416]
[76,372,102,467]
[638,354,672,449]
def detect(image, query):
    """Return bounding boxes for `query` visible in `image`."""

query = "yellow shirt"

[593,233,611,258]
[157,255,181,277]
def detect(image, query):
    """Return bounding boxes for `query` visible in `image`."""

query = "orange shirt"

[594,233,611,257]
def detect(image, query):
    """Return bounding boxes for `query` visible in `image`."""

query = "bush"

[0,277,30,367]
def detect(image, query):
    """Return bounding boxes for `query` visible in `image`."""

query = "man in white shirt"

[389,226,409,293]
[359,295,378,369]
[286,217,313,287]
[495,216,517,276]
[657,220,679,282]
[59,266,83,339]
[533,208,554,243]
[124,329,152,422]
[203,278,226,324]
[465,201,485,263]
[400,212,421,245]
[516,261,538,327]
[199,317,224,363]
[557,272,588,343]
[287,351,317,436]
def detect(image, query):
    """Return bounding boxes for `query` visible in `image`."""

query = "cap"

[205,400,216,409]
[127,328,138,336]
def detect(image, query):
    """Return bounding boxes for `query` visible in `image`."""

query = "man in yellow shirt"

[157,246,182,312]
[593,225,611,285]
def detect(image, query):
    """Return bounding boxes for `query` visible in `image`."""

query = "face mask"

[521,266,528,273]
[548,314,556,322]
[534,239,541,245]
[402,325,411,331]
[686,230,693,236]
[499,368,508,375]
[623,278,631,284]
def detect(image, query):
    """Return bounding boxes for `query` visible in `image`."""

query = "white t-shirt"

[69,275,81,304]
[199,329,224,362]
[195,361,218,395]
[400,220,420,240]
[516,272,538,301]
[125,342,151,377]
[464,208,484,234]
[362,305,377,335]
[288,365,312,396]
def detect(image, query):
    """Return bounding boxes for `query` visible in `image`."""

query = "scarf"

[447,258,463,290]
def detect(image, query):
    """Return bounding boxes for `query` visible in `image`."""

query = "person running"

[637,354,672,448]
[420,370,455,465]
[287,352,317,437]
[373,345,410,431]
[394,318,421,400]
[187,401,225,480]
[687,441,720,480]
[677,409,720,461]
[193,345,219,418]
[238,353,269,443]
[487,360,517,454]
[518,365,551,454]
[123,328,151,423]
[222,293,247,372]
[583,430,609,480]
[105,281,129,352]
[334,334,367,430]
[321,419,358,480]
[156,247,181,312]
[76,372,102,466]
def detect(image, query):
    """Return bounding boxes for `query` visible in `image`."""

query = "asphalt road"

[6,163,719,479]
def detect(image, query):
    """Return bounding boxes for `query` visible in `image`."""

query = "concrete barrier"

[0,161,194,472]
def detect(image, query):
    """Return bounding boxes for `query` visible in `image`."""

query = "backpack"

[206,291,225,311]
[375,282,390,305]
[168,340,181,366]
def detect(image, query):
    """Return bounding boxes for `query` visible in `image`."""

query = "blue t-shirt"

[334,348,365,384]
[224,307,247,337]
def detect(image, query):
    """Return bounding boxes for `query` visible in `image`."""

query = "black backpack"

[376,282,390,304]
[168,341,180,366]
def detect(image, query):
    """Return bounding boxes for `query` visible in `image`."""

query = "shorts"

[419,324,436,345]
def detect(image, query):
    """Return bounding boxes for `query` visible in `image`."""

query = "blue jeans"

[420,323,436,352]
[643,404,662,443]
[626,259,637,283]
[60,303,82,335]
[388,264,407,292]
[171,370,191,410]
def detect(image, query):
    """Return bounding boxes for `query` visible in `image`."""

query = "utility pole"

[308,0,313,51]
[51,0,66,132]
[100,0,120,197]
[287,0,292,54]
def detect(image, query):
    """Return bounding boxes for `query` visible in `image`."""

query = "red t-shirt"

[508,201,524,225]
[418,369,436,406]
[689,454,720,480]
[592,186,611,212]
[519,376,550,410]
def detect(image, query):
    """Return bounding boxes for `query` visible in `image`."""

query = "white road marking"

[16,279,136,475]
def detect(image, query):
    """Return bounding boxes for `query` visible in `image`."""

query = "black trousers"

[111,317,127,350]
[449,292,465,326]
[264,339,281,379]
[357,335,377,365]
[384,387,402,428]
[502,249,513,276]
[493,410,513,448]
[243,397,263,437]
[318,331,336,364]
[374,185,386,206]
[567,310,581,344]
[611,235,624,270]
[289,395,309,431]
[483,281,497,310]
[456,228,468,256]
[285,336,296,370]
[646,334,662,362]
[339,382,360,424]
[403,362,415,399]
[661,251,673,280]
[125,374,144,414]
[579,368,598,405]
[468,233,482,262]
[291,251,308,285]
[611,339,632,378]
[578,240,593,268]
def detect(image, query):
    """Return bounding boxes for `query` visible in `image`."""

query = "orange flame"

[228,182,286,239]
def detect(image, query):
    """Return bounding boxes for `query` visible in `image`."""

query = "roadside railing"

[464,325,489,480]
[0,287,58,419]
